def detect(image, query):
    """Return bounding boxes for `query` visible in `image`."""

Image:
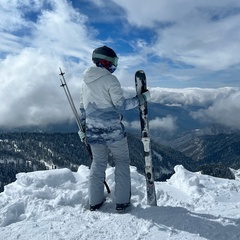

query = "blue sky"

[1,0,240,129]
[1,0,240,88]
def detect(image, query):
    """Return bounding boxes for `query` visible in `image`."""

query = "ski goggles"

[93,53,119,67]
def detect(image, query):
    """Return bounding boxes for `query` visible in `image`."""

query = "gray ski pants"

[88,137,131,206]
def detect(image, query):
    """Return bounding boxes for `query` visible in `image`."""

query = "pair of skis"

[59,68,157,206]
[135,70,157,206]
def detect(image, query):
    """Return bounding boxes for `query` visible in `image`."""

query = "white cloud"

[0,0,240,130]
[153,11,240,71]
[124,115,177,133]
[191,91,240,129]
[129,120,140,130]
[0,1,27,31]
[0,32,25,54]
[150,87,238,107]
[150,87,240,130]
[0,49,71,128]
[0,0,100,59]
[0,0,100,128]
[30,0,97,60]
[149,116,177,132]
[111,0,240,72]
[111,0,240,28]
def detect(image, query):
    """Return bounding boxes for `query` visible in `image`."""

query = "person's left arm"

[108,76,139,111]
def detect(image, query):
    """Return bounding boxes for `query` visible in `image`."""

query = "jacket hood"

[83,66,111,84]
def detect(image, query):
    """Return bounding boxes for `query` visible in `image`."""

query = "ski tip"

[135,70,146,80]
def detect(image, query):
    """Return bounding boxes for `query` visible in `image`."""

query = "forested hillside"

[0,131,236,193]
[0,132,194,192]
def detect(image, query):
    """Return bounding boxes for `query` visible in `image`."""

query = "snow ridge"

[0,165,240,239]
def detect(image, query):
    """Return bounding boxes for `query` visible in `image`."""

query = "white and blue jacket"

[79,66,139,144]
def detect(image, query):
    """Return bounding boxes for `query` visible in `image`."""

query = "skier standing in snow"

[78,46,150,211]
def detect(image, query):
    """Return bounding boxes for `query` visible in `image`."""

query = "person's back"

[81,65,129,144]
[79,46,150,212]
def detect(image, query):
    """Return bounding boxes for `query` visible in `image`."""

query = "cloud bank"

[191,91,240,129]
[1,0,240,131]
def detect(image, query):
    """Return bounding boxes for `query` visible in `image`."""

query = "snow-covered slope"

[0,165,240,240]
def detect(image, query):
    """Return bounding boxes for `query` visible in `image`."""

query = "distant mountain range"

[1,102,239,192]
[0,129,236,192]
[169,125,240,169]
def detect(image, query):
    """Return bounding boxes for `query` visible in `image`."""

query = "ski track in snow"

[0,165,240,240]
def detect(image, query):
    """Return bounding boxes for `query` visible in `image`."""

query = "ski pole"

[59,68,110,194]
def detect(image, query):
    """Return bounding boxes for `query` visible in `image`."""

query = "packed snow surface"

[1,165,240,240]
